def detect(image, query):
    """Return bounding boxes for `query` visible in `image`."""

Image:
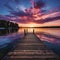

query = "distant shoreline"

[19,26,60,28]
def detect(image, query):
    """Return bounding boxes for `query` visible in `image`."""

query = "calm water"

[0,28,60,57]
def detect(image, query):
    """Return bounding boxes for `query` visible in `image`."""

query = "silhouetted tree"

[0,20,19,29]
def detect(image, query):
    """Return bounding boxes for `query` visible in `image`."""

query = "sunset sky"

[0,0,60,27]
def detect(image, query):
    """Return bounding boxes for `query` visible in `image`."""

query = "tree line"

[0,20,19,29]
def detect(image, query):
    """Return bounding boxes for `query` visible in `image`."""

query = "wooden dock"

[5,33,59,60]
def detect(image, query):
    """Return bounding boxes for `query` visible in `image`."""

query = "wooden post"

[33,29,34,34]
[24,29,28,35]
[24,29,26,36]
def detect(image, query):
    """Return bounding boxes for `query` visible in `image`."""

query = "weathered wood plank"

[5,33,59,60]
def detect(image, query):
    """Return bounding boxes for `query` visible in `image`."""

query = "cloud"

[0,13,60,24]
[33,16,60,24]
[12,15,60,24]
[34,0,45,9]
[4,3,14,11]
[10,11,26,16]
[0,15,11,21]
[0,0,60,25]
[48,7,60,13]
[14,0,19,4]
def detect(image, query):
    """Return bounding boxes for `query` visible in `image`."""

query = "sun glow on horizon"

[18,23,40,27]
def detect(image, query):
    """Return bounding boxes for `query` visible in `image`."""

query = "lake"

[0,28,60,58]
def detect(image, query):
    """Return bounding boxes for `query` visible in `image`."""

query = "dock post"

[24,29,28,35]
[33,29,34,34]
[24,29,26,36]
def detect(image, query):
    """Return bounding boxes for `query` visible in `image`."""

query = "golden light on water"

[28,28,34,32]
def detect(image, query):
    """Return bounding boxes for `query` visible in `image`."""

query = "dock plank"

[5,33,59,60]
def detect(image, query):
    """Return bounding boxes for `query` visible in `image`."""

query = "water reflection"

[0,28,24,49]
[0,29,18,36]
[18,28,60,56]
[0,28,60,57]
[35,28,60,37]
[34,28,60,56]
[17,28,60,45]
